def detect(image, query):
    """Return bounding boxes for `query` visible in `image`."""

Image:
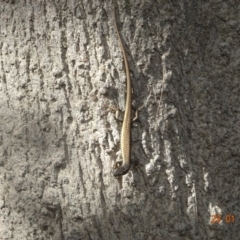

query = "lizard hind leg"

[109,106,124,121]
[132,105,144,122]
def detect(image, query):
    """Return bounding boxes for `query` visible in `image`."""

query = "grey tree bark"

[0,0,239,239]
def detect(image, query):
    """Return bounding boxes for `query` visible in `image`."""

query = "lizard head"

[113,163,130,176]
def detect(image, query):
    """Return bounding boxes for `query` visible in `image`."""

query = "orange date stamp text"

[211,214,235,224]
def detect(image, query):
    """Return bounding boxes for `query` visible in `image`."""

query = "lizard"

[112,0,132,176]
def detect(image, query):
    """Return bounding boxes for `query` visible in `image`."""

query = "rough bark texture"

[0,0,239,239]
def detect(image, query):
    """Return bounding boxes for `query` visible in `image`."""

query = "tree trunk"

[0,0,239,239]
